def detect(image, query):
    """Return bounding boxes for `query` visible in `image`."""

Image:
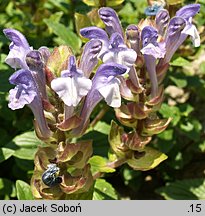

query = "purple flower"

[80,7,137,70]
[155,9,170,36]
[3,28,32,69]
[80,29,137,72]
[98,7,124,37]
[4,28,51,138]
[82,62,127,114]
[9,69,36,109]
[141,26,165,59]
[4,28,49,101]
[80,7,140,89]
[160,17,186,65]
[79,39,102,78]
[176,4,200,22]
[176,4,200,47]
[160,4,200,65]
[38,46,51,64]
[102,33,137,70]
[8,69,51,138]
[80,27,109,59]
[26,50,48,100]
[51,56,92,107]
[73,63,127,135]
[141,26,166,98]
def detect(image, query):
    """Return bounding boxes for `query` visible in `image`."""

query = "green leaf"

[0,128,10,147]
[88,8,104,27]
[81,131,109,158]
[170,76,187,88]
[93,179,118,200]
[44,19,82,54]
[157,129,173,141]
[6,131,43,160]
[122,167,141,191]
[198,0,205,4]
[127,147,168,171]
[0,69,12,92]
[106,0,125,6]
[170,57,189,67]
[118,3,137,24]
[168,151,184,170]
[179,104,194,117]
[166,0,184,5]
[93,121,111,135]
[48,11,64,23]
[123,167,140,182]
[128,0,147,15]
[13,148,38,160]
[11,131,43,148]
[75,13,91,39]
[82,0,97,6]
[15,158,34,171]
[156,129,175,153]
[187,75,205,89]
[198,140,205,152]
[47,0,69,13]
[179,118,202,141]
[199,62,205,75]
[16,180,34,200]
[156,178,205,200]
[0,148,15,163]
[82,0,124,6]
[0,54,9,66]
[65,189,94,200]
[180,121,194,132]
[159,103,181,126]
[0,178,16,198]
[89,156,115,174]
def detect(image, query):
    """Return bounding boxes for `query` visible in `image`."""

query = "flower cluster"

[3,3,200,199]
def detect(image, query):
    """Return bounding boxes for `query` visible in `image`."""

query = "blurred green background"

[0,0,205,200]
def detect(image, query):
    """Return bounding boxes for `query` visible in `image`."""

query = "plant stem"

[90,105,109,127]
[107,158,127,168]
